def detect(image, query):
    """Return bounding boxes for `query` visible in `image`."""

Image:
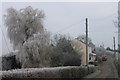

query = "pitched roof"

[75,37,96,48]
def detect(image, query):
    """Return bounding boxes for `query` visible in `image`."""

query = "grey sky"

[1,2,118,55]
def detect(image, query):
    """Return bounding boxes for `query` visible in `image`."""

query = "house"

[88,42,96,64]
[71,38,96,65]
[89,53,96,64]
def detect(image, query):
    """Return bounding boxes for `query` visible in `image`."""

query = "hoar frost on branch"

[4,6,51,68]
[5,6,45,49]
[18,32,51,68]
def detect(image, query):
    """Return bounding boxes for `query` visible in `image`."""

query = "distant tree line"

[106,47,119,53]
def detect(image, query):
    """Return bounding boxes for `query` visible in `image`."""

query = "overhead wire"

[54,12,117,34]
[0,26,10,53]
[55,19,85,33]
[93,12,117,22]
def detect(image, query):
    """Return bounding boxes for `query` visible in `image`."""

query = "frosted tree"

[4,6,51,68]
[18,32,51,68]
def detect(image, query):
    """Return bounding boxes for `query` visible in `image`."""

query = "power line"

[55,13,117,34]
[55,19,85,33]
[91,12,117,22]
[0,26,10,53]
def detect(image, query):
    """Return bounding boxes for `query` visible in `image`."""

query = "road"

[95,54,119,78]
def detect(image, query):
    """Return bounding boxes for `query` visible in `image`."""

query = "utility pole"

[118,2,120,53]
[86,18,88,66]
[113,37,116,57]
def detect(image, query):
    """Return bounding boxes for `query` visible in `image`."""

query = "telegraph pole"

[86,18,88,66]
[113,37,116,57]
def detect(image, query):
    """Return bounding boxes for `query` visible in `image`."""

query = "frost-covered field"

[0,66,96,78]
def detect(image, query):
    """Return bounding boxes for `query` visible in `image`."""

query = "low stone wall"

[1,66,96,78]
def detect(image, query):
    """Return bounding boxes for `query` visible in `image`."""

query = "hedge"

[1,66,96,78]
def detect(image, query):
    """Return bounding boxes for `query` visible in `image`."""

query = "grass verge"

[84,70,101,78]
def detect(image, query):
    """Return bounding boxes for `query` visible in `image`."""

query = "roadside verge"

[84,70,101,78]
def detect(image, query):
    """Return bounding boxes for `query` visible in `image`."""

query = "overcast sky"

[1,2,118,55]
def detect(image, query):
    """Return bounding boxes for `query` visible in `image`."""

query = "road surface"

[95,54,119,78]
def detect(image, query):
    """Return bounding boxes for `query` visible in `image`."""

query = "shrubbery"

[1,66,96,78]
[50,34,81,67]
